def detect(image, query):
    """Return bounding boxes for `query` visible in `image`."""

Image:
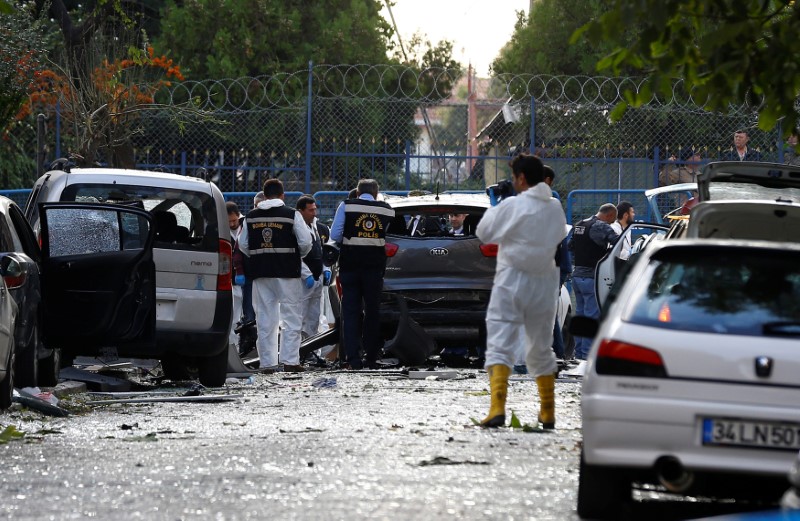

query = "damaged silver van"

[25,165,233,387]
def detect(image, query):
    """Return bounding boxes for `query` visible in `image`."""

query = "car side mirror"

[567,315,599,339]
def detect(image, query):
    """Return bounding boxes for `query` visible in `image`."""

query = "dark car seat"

[153,210,178,243]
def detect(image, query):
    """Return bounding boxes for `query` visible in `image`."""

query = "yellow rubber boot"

[481,364,511,427]
[536,374,556,429]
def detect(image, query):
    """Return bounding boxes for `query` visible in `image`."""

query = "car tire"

[577,449,631,520]
[38,346,61,388]
[14,326,38,389]
[0,340,15,410]
[198,348,228,388]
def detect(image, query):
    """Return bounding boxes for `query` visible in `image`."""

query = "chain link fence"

[15,65,794,222]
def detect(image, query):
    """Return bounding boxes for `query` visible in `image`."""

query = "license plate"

[702,417,800,451]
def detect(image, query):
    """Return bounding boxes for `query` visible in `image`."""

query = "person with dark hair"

[296,194,331,339]
[723,130,762,161]
[610,201,635,261]
[475,153,567,429]
[330,179,395,369]
[569,203,618,360]
[239,178,313,373]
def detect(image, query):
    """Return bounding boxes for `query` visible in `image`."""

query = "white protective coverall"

[240,199,312,367]
[476,182,567,377]
[300,217,325,338]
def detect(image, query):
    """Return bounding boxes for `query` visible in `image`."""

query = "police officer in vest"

[568,203,618,360]
[330,179,395,369]
[296,195,331,339]
[239,179,313,373]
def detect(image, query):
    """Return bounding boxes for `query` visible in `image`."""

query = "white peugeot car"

[573,239,800,519]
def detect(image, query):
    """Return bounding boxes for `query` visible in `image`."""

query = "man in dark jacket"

[330,179,395,369]
[569,203,618,360]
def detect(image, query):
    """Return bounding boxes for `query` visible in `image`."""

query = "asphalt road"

[0,366,783,520]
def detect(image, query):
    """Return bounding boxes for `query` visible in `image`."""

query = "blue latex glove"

[323,269,332,286]
[234,274,245,286]
[304,275,315,289]
[488,188,499,207]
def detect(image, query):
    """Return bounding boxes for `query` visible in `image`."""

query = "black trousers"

[339,268,383,368]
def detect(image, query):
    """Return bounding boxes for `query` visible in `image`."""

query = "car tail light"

[479,243,498,257]
[385,242,399,257]
[658,302,671,322]
[3,272,26,289]
[217,239,232,291]
[595,339,668,378]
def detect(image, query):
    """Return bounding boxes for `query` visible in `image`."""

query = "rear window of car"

[60,184,219,252]
[625,249,800,337]
[387,207,485,237]
[709,182,800,203]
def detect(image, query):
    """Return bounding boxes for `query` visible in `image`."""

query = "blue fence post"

[404,140,411,190]
[777,121,784,163]
[181,151,187,176]
[305,61,314,194]
[653,145,660,187]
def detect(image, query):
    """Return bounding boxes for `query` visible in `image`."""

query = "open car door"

[595,223,669,310]
[39,203,156,350]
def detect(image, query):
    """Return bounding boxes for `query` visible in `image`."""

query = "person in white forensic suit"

[476,153,567,429]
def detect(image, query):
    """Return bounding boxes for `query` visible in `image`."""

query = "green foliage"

[155,0,394,79]
[0,425,26,444]
[0,2,46,133]
[578,0,800,135]
[491,1,612,76]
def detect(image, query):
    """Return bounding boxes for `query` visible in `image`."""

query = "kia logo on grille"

[429,247,449,257]
[755,356,773,378]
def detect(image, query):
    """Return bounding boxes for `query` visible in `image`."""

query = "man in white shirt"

[610,201,635,261]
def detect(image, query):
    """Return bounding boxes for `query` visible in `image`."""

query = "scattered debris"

[51,381,88,398]
[12,389,70,417]
[408,370,458,380]
[59,367,132,392]
[311,377,337,388]
[417,456,489,467]
[85,394,244,405]
[278,428,325,434]
[123,432,159,442]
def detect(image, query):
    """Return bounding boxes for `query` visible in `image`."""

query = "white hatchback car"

[573,239,800,519]
[25,165,233,387]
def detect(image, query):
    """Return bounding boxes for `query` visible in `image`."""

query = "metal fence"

[14,65,795,222]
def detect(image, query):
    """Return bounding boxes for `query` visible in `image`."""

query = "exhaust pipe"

[655,456,694,493]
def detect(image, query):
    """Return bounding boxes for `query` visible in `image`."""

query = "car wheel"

[198,348,228,388]
[38,346,61,388]
[14,326,38,389]
[577,449,631,520]
[0,340,15,410]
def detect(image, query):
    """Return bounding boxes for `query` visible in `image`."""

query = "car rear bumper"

[582,393,799,477]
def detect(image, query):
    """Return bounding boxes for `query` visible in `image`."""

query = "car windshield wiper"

[762,321,800,337]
